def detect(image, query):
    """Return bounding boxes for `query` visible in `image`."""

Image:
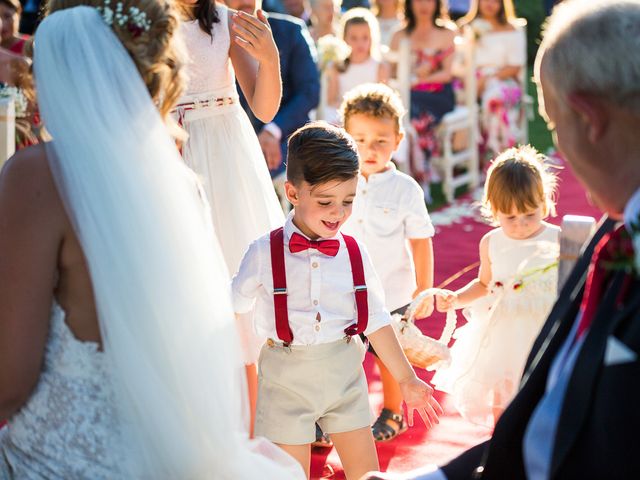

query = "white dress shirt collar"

[360,162,397,185]
[623,187,640,232]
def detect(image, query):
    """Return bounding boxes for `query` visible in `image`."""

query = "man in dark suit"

[225,0,320,181]
[365,0,640,478]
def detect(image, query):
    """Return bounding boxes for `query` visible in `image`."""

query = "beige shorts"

[255,336,372,445]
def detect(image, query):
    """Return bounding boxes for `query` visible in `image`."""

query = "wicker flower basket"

[391,289,457,371]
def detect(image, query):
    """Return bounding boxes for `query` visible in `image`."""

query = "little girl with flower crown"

[432,146,560,428]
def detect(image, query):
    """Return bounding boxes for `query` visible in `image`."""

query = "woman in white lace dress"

[0,0,303,478]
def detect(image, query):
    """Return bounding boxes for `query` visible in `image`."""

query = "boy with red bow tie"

[232,122,443,479]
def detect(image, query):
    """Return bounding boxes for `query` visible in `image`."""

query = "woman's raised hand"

[231,10,279,66]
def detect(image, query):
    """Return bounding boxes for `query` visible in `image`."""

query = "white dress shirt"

[342,164,435,311]
[232,212,391,346]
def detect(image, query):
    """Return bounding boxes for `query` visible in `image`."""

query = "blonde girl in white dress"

[325,8,389,123]
[433,146,560,428]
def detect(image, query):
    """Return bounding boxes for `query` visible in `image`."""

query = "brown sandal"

[371,408,408,442]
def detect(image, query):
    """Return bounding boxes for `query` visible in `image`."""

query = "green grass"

[526,66,554,154]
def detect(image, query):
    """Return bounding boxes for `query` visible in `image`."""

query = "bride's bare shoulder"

[0,143,62,215]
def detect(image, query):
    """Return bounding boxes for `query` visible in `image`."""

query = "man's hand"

[258,130,282,170]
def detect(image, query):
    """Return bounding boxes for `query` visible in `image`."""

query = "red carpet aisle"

[310,159,601,479]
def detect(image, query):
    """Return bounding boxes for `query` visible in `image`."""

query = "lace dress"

[0,303,124,479]
[175,5,285,277]
[433,224,560,427]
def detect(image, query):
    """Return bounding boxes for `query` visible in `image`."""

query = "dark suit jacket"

[239,13,320,176]
[442,216,640,479]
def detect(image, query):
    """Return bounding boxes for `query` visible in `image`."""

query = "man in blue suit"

[226,0,320,180]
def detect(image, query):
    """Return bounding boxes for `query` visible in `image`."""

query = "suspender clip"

[274,288,287,295]
[354,285,367,292]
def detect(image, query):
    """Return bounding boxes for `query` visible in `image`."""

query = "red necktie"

[576,225,628,338]
[289,232,340,257]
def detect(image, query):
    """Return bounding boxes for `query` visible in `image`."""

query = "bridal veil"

[34,7,302,478]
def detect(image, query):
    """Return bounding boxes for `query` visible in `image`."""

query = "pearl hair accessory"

[97,0,152,37]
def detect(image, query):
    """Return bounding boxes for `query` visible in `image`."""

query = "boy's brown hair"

[482,145,558,222]
[286,121,359,186]
[339,83,405,133]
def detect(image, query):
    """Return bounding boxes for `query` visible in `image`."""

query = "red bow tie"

[289,232,340,257]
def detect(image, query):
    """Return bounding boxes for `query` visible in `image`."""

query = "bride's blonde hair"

[45,0,184,117]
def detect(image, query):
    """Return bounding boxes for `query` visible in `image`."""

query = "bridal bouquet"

[316,34,351,72]
[470,18,492,40]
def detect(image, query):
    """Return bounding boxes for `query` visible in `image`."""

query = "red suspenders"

[269,227,369,345]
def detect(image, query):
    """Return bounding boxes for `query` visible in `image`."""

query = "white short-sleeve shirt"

[231,213,391,346]
[342,164,435,311]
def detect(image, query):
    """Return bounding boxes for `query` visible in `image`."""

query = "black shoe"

[311,423,333,448]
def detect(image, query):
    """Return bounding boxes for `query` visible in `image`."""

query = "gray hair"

[537,0,640,114]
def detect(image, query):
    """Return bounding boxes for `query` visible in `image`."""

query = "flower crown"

[97,0,151,38]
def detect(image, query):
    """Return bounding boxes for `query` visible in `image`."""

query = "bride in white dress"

[175,0,284,276]
[0,1,303,478]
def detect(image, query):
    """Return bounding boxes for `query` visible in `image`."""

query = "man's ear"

[284,181,300,206]
[567,92,609,143]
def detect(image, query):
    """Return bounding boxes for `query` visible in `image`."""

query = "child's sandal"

[371,408,408,442]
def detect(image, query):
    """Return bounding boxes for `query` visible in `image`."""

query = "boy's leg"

[330,427,379,480]
[377,357,403,414]
[372,357,407,441]
[275,443,311,479]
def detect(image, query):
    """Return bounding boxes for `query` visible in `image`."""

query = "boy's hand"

[399,376,443,429]
[411,290,434,319]
[435,290,457,312]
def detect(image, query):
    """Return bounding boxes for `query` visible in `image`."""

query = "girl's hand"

[411,290,434,319]
[435,290,458,312]
[399,376,443,429]
[231,10,279,66]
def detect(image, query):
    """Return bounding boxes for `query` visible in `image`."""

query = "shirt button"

[312,262,318,268]
[362,190,367,194]
[313,300,318,306]
[315,325,320,331]
[358,219,363,223]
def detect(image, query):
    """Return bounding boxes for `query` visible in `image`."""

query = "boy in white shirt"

[341,83,436,443]
[232,122,442,479]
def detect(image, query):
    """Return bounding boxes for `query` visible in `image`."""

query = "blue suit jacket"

[239,13,320,176]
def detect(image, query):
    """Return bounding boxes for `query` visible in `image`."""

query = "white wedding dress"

[0,7,303,479]
[0,304,124,478]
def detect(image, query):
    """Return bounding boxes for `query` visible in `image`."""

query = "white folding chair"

[0,98,15,168]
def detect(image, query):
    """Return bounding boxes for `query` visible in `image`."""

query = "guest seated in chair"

[458,0,526,159]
